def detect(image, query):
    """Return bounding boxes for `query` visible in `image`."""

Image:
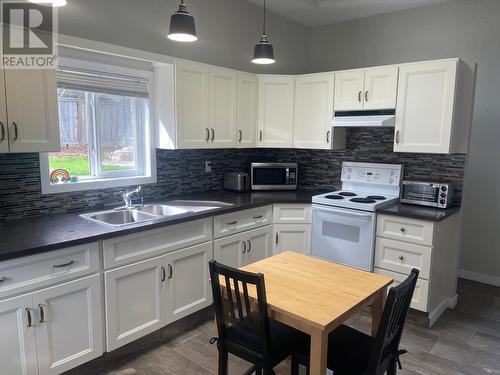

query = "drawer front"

[375,238,431,279]
[377,215,434,246]
[103,218,213,269]
[0,242,100,299]
[273,204,312,224]
[375,268,429,312]
[214,205,272,239]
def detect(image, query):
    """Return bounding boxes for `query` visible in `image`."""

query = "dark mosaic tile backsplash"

[0,128,466,221]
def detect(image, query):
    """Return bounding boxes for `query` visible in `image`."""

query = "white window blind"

[57,67,150,98]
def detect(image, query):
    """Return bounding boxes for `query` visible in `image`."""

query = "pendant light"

[252,0,275,64]
[168,0,197,42]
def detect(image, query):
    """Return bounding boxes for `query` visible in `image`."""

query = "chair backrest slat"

[242,282,253,322]
[366,268,419,375]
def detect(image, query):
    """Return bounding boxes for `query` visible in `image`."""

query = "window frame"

[41,57,157,195]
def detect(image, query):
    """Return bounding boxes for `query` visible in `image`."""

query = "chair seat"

[227,318,308,367]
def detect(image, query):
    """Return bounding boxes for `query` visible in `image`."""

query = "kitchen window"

[40,58,156,194]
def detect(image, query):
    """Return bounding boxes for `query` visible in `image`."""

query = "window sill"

[41,174,157,195]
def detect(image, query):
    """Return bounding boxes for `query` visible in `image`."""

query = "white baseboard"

[458,269,500,287]
[428,295,458,327]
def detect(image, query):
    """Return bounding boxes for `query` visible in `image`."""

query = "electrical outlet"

[205,161,212,172]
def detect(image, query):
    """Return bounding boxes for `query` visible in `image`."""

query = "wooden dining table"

[222,251,393,375]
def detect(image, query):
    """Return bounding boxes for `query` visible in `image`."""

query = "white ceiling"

[248,0,453,27]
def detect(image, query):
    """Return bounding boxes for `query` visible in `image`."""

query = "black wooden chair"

[291,268,420,375]
[209,260,307,375]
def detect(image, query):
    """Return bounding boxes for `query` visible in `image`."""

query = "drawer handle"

[38,304,45,323]
[168,264,173,279]
[227,221,238,226]
[399,256,405,261]
[53,260,75,268]
[26,308,33,327]
[400,228,406,233]
[0,276,7,282]
[253,215,263,220]
[247,240,251,252]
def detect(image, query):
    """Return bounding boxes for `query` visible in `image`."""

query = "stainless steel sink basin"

[82,210,157,227]
[139,204,189,216]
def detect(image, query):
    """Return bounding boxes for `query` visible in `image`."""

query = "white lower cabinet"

[274,224,311,255]
[34,275,103,375]
[105,255,167,351]
[165,242,212,324]
[0,275,103,375]
[0,294,38,375]
[214,226,272,268]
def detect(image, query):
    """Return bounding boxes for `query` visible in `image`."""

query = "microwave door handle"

[285,168,290,184]
[314,206,374,218]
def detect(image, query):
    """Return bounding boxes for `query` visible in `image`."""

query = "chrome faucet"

[121,186,142,209]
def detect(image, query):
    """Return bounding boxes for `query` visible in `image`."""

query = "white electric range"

[311,162,403,271]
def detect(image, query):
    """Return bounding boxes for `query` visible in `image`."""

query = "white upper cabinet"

[394,59,474,154]
[209,67,237,148]
[258,75,295,148]
[175,60,211,149]
[0,72,8,153]
[3,69,60,153]
[334,66,398,111]
[334,69,365,111]
[363,66,399,110]
[236,72,258,148]
[293,73,338,149]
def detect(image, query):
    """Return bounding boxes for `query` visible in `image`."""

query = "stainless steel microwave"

[250,163,298,191]
[400,181,454,208]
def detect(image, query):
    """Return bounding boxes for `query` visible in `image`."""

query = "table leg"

[309,329,328,375]
[372,287,387,337]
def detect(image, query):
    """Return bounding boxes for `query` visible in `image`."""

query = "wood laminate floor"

[67,279,500,375]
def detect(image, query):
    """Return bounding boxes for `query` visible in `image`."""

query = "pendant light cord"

[263,0,266,35]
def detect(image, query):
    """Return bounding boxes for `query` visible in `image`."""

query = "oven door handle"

[313,205,375,218]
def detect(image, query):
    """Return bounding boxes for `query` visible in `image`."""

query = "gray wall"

[307,0,500,280]
[58,0,309,74]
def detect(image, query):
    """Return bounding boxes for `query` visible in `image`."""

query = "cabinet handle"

[395,130,400,144]
[0,122,5,141]
[38,304,45,323]
[400,227,406,233]
[211,128,215,142]
[241,241,247,254]
[53,260,74,268]
[227,221,238,226]
[26,308,33,327]
[399,256,405,261]
[11,122,18,141]
[259,130,263,142]
[253,215,263,220]
[247,240,251,252]
[326,130,331,143]
[238,130,243,143]
[365,91,369,102]
[205,128,210,142]
[161,266,166,282]
[275,232,279,245]
[358,91,362,102]
[167,264,173,279]
[0,276,7,282]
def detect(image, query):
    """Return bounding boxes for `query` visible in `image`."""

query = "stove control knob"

[441,186,448,192]
[440,199,446,205]
[440,193,447,198]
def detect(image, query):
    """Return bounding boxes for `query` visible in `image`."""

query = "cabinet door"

[0,294,38,375]
[0,71,8,153]
[213,231,247,268]
[5,69,60,153]
[33,275,103,375]
[394,60,457,153]
[237,72,258,148]
[176,61,210,149]
[245,226,273,265]
[293,73,334,149]
[105,255,167,351]
[274,224,311,255]
[165,242,212,324]
[210,67,237,148]
[363,66,398,110]
[258,75,294,148]
[334,70,365,111]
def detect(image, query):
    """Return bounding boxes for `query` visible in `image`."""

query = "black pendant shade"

[168,1,197,42]
[252,34,275,64]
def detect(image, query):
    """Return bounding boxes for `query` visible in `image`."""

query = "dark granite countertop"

[376,202,460,222]
[0,189,327,262]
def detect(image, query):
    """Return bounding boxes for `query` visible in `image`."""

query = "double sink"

[81,200,233,228]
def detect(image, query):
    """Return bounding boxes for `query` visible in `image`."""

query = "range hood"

[333,110,395,128]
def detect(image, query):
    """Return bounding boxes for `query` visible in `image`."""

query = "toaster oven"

[400,181,454,208]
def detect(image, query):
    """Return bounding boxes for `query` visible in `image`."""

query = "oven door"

[311,204,376,271]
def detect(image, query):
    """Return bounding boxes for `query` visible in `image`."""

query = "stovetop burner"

[325,195,344,200]
[338,191,357,197]
[366,195,386,200]
[350,197,377,204]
